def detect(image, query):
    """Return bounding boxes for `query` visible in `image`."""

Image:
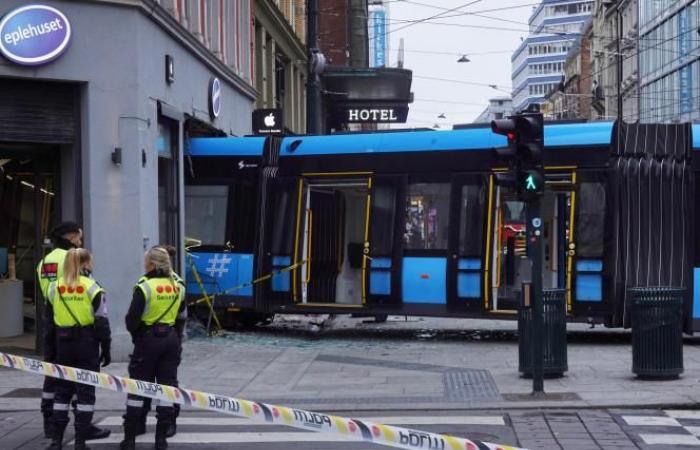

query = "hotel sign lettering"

[342,106,408,123]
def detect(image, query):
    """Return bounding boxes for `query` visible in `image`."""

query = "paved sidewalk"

[1,316,699,412]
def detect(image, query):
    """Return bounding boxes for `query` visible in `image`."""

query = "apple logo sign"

[264,113,276,127]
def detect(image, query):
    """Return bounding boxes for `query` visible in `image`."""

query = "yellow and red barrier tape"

[0,352,525,450]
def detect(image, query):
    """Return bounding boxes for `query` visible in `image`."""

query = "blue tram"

[184,121,699,332]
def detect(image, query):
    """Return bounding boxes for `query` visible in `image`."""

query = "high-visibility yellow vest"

[47,276,103,327]
[138,271,184,286]
[136,277,184,326]
[36,248,68,300]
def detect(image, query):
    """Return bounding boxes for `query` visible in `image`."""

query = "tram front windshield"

[184,185,228,246]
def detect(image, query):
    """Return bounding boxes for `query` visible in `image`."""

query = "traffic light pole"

[526,197,545,394]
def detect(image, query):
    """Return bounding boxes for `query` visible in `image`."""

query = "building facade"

[254,0,307,133]
[587,0,638,121]
[473,97,514,123]
[0,0,255,356]
[544,20,593,120]
[511,0,594,112]
[638,0,698,123]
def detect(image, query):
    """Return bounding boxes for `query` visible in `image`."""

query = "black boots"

[45,425,64,450]
[155,421,169,450]
[43,413,54,439]
[84,423,110,440]
[119,420,138,450]
[73,435,91,450]
[165,421,176,438]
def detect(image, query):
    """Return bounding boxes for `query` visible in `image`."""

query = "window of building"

[224,0,238,68]
[157,118,180,262]
[275,55,287,110]
[208,0,222,57]
[404,183,450,250]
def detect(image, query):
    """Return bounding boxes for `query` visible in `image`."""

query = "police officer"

[36,222,110,441]
[121,247,186,450]
[45,249,111,450]
[130,245,184,439]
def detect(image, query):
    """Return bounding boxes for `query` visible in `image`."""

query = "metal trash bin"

[629,287,684,379]
[519,288,567,378]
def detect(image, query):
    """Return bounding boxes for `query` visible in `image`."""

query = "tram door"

[297,177,371,306]
[489,175,574,311]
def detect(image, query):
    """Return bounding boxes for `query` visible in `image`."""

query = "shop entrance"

[0,144,61,349]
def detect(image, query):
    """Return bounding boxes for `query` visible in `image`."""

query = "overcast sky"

[385,0,537,129]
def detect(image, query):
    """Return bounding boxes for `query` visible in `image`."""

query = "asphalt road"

[6,407,700,449]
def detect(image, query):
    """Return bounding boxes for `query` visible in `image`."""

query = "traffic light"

[491,112,544,202]
[515,113,544,201]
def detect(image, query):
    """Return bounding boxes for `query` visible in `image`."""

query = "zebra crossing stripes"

[86,414,508,446]
[621,411,700,446]
[97,415,506,427]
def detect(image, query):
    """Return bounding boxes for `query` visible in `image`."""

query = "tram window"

[404,183,450,250]
[370,185,396,255]
[185,185,229,245]
[577,182,605,257]
[503,201,525,224]
[459,184,486,256]
[229,180,257,252]
[271,189,296,255]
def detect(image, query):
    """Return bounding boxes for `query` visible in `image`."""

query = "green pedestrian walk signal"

[519,170,544,200]
[525,174,537,190]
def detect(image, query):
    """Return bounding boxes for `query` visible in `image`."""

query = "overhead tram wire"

[413,75,512,93]
[368,0,484,41]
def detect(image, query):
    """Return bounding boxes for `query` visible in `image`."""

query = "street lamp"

[438,113,446,119]
[457,55,470,63]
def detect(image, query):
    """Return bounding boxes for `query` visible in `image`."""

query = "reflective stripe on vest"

[36,248,68,300]
[137,277,183,326]
[47,276,103,327]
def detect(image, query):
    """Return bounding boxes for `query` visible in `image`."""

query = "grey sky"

[386,0,536,129]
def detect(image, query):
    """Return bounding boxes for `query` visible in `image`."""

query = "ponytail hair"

[63,248,92,288]
[145,246,176,290]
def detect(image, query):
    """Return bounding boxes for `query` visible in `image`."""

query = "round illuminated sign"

[208,77,221,119]
[0,4,72,66]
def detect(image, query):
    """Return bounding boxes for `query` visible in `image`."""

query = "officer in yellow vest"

[36,222,110,441]
[45,248,111,450]
[121,247,186,450]
[130,245,184,439]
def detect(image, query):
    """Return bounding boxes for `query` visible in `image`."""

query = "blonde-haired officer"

[45,248,111,450]
[37,222,110,441]
[130,244,185,438]
[121,247,186,450]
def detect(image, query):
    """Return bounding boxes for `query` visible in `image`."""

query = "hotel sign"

[341,106,408,123]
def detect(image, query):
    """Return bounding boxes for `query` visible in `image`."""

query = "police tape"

[0,352,526,450]
[187,259,306,306]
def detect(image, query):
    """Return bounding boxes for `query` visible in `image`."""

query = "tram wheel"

[374,314,388,323]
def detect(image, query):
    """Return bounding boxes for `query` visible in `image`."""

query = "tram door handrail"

[305,208,313,284]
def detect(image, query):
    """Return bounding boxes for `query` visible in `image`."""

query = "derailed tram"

[183,121,699,332]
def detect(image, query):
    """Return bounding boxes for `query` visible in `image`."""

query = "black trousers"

[41,363,57,418]
[125,327,180,428]
[41,328,57,418]
[53,328,99,437]
[140,338,181,421]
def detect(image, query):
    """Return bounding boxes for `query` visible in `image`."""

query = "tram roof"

[187,136,266,156]
[185,122,617,157]
[280,121,615,156]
